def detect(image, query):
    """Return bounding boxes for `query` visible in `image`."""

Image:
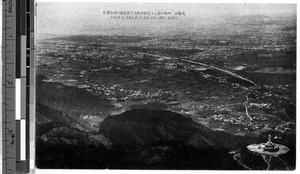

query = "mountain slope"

[37,76,113,121]
[36,107,295,169]
[99,109,240,148]
[36,102,95,131]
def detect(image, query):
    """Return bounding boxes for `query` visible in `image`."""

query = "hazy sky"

[37,3,296,36]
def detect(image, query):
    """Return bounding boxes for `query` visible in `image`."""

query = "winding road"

[243,92,253,120]
[180,58,256,120]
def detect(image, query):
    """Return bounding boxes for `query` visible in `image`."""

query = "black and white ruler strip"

[2,0,17,173]
[2,0,35,173]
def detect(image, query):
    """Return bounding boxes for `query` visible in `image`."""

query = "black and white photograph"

[35,1,296,170]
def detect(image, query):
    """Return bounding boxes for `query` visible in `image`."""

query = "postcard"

[35,2,296,170]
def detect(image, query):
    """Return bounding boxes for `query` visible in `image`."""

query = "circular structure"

[247,134,289,156]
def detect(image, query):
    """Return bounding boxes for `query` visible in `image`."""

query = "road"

[180,58,256,120]
[243,92,253,120]
[181,59,257,87]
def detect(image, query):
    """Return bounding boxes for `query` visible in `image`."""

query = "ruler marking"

[3,0,35,173]
[3,1,16,172]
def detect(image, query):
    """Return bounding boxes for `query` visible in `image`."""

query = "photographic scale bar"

[2,0,35,173]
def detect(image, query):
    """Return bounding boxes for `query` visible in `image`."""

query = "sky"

[37,3,296,36]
